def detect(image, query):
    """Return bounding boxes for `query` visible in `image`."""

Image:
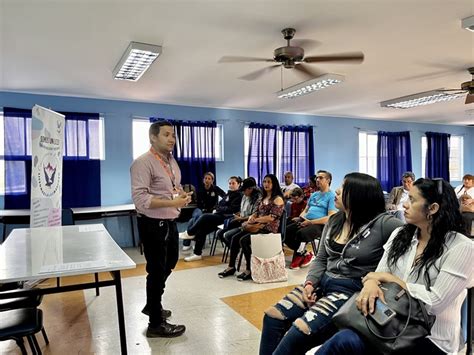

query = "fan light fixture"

[276,73,345,99]
[380,90,466,109]
[113,42,162,81]
[462,15,474,32]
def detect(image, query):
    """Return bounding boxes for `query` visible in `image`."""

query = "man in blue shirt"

[284,170,337,269]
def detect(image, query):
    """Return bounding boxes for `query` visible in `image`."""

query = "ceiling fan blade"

[238,65,281,81]
[304,52,364,63]
[218,56,274,63]
[466,93,474,104]
[293,64,325,80]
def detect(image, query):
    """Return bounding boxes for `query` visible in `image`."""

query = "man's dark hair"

[149,120,173,136]
[317,170,332,186]
[290,187,304,198]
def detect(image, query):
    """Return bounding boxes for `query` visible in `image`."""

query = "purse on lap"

[332,282,435,355]
[250,233,288,284]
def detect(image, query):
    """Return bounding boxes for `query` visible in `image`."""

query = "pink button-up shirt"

[130,150,182,219]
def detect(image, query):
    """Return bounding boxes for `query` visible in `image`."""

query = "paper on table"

[78,225,104,232]
[39,260,107,273]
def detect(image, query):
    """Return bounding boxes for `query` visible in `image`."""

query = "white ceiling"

[1,0,474,125]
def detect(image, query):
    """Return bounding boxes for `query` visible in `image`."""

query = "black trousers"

[137,216,179,326]
[284,222,324,251]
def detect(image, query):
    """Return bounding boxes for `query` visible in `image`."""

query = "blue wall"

[1,91,473,244]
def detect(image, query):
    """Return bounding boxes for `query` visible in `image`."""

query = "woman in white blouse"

[316,178,474,355]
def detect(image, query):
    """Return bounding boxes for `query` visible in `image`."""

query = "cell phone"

[368,300,397,326]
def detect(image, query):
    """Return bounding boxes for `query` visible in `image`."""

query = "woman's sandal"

[218,268,236,278]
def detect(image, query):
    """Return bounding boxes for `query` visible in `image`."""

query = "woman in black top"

[182,172,225,250]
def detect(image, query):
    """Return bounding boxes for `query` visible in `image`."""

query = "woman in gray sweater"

[259,172,403,355]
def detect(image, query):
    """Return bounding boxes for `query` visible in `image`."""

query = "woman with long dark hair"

[259,173,403,355]
[316,178,474,355]
[218,174,284,281]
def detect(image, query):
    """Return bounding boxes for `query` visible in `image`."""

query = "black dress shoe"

[218,268,236,278]
[236,272,252,281]
[146,321,186,338]
[141,305,172,319]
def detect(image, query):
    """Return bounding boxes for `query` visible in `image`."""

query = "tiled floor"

[0,243,470,354]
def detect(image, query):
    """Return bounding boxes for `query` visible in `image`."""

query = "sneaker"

[290,253,304,270]
[179,231,194,240]
[182,245,192,252]
[236,272,252,281]
[184,254,202,262]
[141,305,172,319]
[300,251,314,268]
[146,321,186,338]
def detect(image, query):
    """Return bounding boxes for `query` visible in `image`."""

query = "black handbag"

[332,282,435,354]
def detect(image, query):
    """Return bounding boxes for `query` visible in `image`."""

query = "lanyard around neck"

[150,147,176,189]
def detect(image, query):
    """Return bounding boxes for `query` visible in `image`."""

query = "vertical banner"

[30,105,65,228]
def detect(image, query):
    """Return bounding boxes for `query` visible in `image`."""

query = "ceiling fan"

[218,28,364,81]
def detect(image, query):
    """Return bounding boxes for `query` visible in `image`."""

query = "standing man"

[131,121,192,338]
[386,171,415,221]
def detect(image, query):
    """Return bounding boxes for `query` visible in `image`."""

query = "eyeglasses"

[432,178,444,195]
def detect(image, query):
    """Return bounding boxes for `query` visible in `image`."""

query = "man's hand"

[174,194,192,208]
[300,219,312,227]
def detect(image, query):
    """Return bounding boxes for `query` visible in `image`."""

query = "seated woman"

[285,170,338,270]
[182,176,242,262]
[182,172,226,251]
[315,178,474,355]
[259,172,403,355]
[217,177,262,245]
[218,174,284,281]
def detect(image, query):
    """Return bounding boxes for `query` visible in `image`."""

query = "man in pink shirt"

[130,121,192,338]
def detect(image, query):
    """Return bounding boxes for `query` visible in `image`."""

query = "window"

[421,135,463,180]
[132,119,223,161]
[0,109,105,195]
[359,131,378,177]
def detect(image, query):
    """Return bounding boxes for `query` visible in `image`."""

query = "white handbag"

[250,233,288,284]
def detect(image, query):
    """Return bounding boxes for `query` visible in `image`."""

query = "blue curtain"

[247,123,277,185]
[280,125,314,186]
[425,131,450,180]
[377,131,412,192]
[3,107,101,209]
[150,118,217,189]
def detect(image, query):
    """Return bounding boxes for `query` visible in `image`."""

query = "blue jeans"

[183,208,203,246]
[259,273,362,355]
[315,329,446,355]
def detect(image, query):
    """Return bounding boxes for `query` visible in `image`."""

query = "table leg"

[112,271,128,355]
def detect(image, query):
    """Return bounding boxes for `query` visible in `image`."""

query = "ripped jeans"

[259,273,362,355]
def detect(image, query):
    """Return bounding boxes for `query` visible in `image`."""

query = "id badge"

[173,193,179,200]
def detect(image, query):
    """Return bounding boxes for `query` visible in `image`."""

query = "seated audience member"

[302,174,318,201]
[315,178,474,355]
[182,172,225,251]
[181,176,242,261]
[285,170,338,270]
[455,174,474,236]
[259,173,403,355]
[280,171,300,199]
[217,177,262,244]
[386,171,415,221]
[289,187,307,219]
[218,174,284,281]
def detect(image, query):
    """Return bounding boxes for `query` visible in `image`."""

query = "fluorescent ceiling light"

[113,42,162,81]
[462,15,474,32]
[380,90,466,109]
[276,73,345,99]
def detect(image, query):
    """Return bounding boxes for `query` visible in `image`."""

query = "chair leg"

[236,251,243,272]
[15,337,28,355]
[94,273,100,296]
[41,327,49,344]
[210,231,217,256]
[31,334,42,355]
[26,336,37,355]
